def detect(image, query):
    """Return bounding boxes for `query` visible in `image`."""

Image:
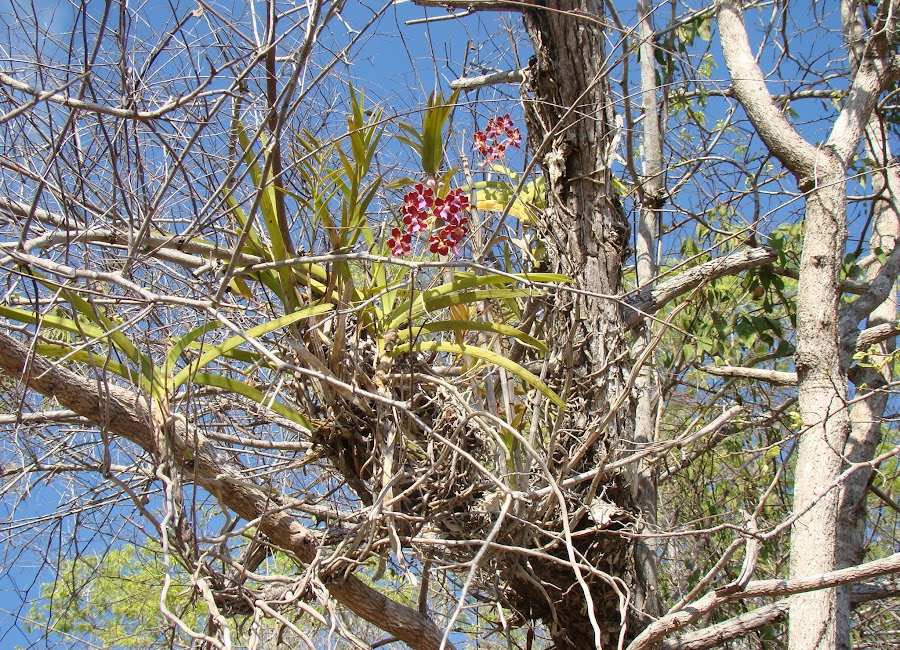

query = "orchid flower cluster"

[387,181,470,257]
[387,115,521,257]
[473,114,522,165]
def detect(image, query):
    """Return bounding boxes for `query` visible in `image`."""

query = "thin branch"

[450,69,525,91]
[772,265,869,294]
[0,72,215,122]
[700,365,797,386]
[0,409,84,424]
[412,0,533,13]
[870,483,900,515]
[627,552,900,650]
[659,580,900,650]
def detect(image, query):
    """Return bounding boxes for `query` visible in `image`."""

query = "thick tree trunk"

[789,157,851,650]
[717,1,896,647]
[518,0,638,646]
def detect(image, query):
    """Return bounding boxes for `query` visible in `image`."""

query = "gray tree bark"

[518,0,639,646]
[631,0,664,628]
[717,1,899,648]
[836,9,900,650]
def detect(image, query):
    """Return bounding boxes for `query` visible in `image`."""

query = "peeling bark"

[516,0,636,645]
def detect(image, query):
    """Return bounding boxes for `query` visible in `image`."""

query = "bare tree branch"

[700,365,797,386]
[715,0,819,179]
[0,72,214,122]
[623,247,777,328]
[658,602,788,650]
[659,580,900,650]
[450,69,525,90]
[0,329,453,650]
[628,552,900,650]
[840,241,900,338]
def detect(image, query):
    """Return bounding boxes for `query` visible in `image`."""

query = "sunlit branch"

[0,72,218,123]
[628,552,900,650]
[450,69,525,91]
[623,247,777,328]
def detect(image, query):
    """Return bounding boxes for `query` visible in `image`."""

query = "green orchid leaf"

[236,122,298,310]
[388,272,570,330]
[10,274,163,391]
[192,373,312,429]
[171,303,333,390]
[396,320,547,353]
[421,90,459,176]
[165,321,223,373]
[390,289,535,332]
[35,343,156,398]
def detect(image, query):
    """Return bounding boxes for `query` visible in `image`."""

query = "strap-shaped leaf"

[2,280,162,392]
[236,122,298,311]
[420,89,459,176]
[35,343,155,397]
[390,289,534,332]
[165,321,223,373]
[171,303,333,389]
[388,272,570,330]
[390,340,565,409]
[395,320,547,353]
[192,372,312,430]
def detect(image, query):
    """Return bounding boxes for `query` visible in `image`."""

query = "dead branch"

[0,329,453,650]
[623,247,777,328]
[450,69,525,90]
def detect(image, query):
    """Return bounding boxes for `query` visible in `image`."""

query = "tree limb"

[658,602,788,650]
[715,0,819,179]
[450,69,525,91]
[0,71,212,122]
[412,0,533,13]
[840,241,900,338]
[0,330,453,650]
[659,579,900,650]
[627,552,900,650]
[623,247,777,328]
[700,320,899,387]
[700,365,797,386]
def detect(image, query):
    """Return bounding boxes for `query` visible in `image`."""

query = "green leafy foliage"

[26,543,201,649]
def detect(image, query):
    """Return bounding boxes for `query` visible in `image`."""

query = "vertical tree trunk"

[519,0,639,646]
[789,159,851,650]
[836,118,899,649]
[717,1,896,647]
[631,0,663,627]
[836,5,900,646]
